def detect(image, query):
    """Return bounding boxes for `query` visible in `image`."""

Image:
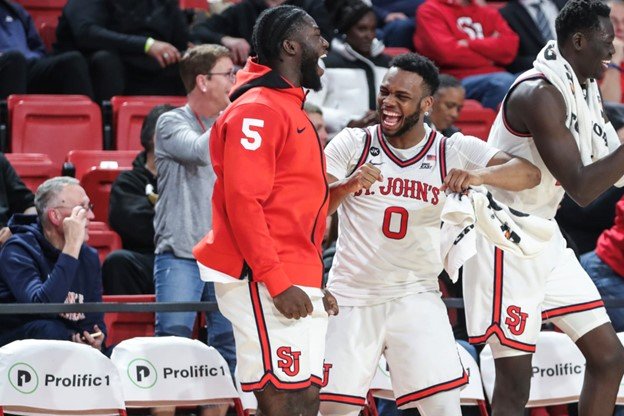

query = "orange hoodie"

[193,58,329,297]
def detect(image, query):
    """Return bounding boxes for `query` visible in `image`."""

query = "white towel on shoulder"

[440,186,557,282]
[533,41,624,186]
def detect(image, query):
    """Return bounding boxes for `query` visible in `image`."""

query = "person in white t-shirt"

[319,53,541,416]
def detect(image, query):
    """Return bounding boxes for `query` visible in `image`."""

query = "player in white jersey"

[462,1,624,415]
[318,53,541,416]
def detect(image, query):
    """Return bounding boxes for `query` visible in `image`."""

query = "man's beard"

[301,46,322,91]
[382,107,422,138]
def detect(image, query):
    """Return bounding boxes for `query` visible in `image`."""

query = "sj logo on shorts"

[505,305,528,335]
[277,347,301,376]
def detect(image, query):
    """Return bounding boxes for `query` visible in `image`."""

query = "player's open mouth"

[381,109,402,129]
[602,60,611,70]
[317,54,327,76]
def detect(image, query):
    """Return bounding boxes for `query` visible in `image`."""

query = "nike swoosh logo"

[297,127,306,134]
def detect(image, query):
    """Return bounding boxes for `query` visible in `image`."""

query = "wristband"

[608,63,622,72]
[144,37,155,53]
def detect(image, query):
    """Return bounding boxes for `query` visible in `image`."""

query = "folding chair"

[480,331,585,408]
[110,96,186,150]
[367,342,489,415]
[111,337,244,414]
[87,222,122,263]
[9,96,103,169]
[4,152,56,192]
[80,167,128,223]
[455,99,497,141]
[0,339,126,415]
[102,295,156,346]
[66,149,136,180]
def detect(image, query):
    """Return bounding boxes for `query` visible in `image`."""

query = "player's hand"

[322,289,339,316]
[385,12,408,22]
[147,40,181,67]
[221,36,251,66]
[0,227,12,245]
[440,168,483,193]
[273,286,313,320]
[347,110,378,128]
[343,162,383,194]
[72,325,105,351]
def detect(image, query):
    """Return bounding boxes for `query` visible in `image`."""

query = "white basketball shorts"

[215,281,330,392]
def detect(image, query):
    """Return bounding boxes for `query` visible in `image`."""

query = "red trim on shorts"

[240,372,325,392]
[394,372,469,408]
[379,125,436,168]
[438,136,447,183]
[468,325,536,352]
[492,247,504,324]
[541,299,605,320]
[249,283,273,373]
[319,392,367,406]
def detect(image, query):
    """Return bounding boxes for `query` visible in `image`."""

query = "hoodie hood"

[229,57,307,105]
[7,214,61,260]
[330,37,386,61]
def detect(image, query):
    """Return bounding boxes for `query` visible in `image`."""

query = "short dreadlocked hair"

[556,0,611,46]
[252,5,310,65]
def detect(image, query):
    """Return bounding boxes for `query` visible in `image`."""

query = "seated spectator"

[500,0,566,73]
[426,73,465,137]
[0,0,94,99]
[0,153,36,245]
[102,105,173,296]
[581,195,624,332]
[599,0,624,103]
[370,0,423,50]
[54,0,189,102]
[190,0,334,66]
[307,0,390,134]
[413,0,519,109]
[0,177,108,355]
[304,102,330,147]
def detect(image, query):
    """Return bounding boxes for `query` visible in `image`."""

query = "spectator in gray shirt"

[153,44,236,416]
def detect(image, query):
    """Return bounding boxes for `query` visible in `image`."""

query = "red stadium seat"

[66,150,136,180]
[456,99,496,141]
[87,222,122,264]
[384,47,410,57]
[15,0,65,44]
[179,0,210,9]
[9,95,103,169]
[102,295,156,345]
[111,95,186,150]
[4,152,56,192]
[81,168,128,224]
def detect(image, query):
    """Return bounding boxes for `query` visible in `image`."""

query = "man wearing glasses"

[152,43,236,416]
[0,177,108,354]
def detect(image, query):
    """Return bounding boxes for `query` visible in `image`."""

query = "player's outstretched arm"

[326,163,383,214]
[512,81,624,206]
[442,153,541,193]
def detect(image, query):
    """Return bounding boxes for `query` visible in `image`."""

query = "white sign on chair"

[480,331,586,407]
[111,336,238,408]
[0,339,125,415]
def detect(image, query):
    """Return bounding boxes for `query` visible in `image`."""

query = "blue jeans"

[154,252,236,373]
[580,251,624,332]
[380,19,416,50]
[0,319,73,347]
[461,72,518,110]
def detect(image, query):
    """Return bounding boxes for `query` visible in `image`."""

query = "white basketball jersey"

[487,72,564,220]
[325,124,497,306]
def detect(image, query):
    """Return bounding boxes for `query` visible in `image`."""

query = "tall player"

[319,53,541,416]
[462,0,624,415]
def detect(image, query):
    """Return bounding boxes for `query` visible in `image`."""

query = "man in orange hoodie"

[193,5,338,416]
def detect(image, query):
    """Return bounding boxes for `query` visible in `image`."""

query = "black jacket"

[108,152,157,254]
[190,0,334,51]
[500,0,567,73]
[0,153,34,227]
[54,0,189,56]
